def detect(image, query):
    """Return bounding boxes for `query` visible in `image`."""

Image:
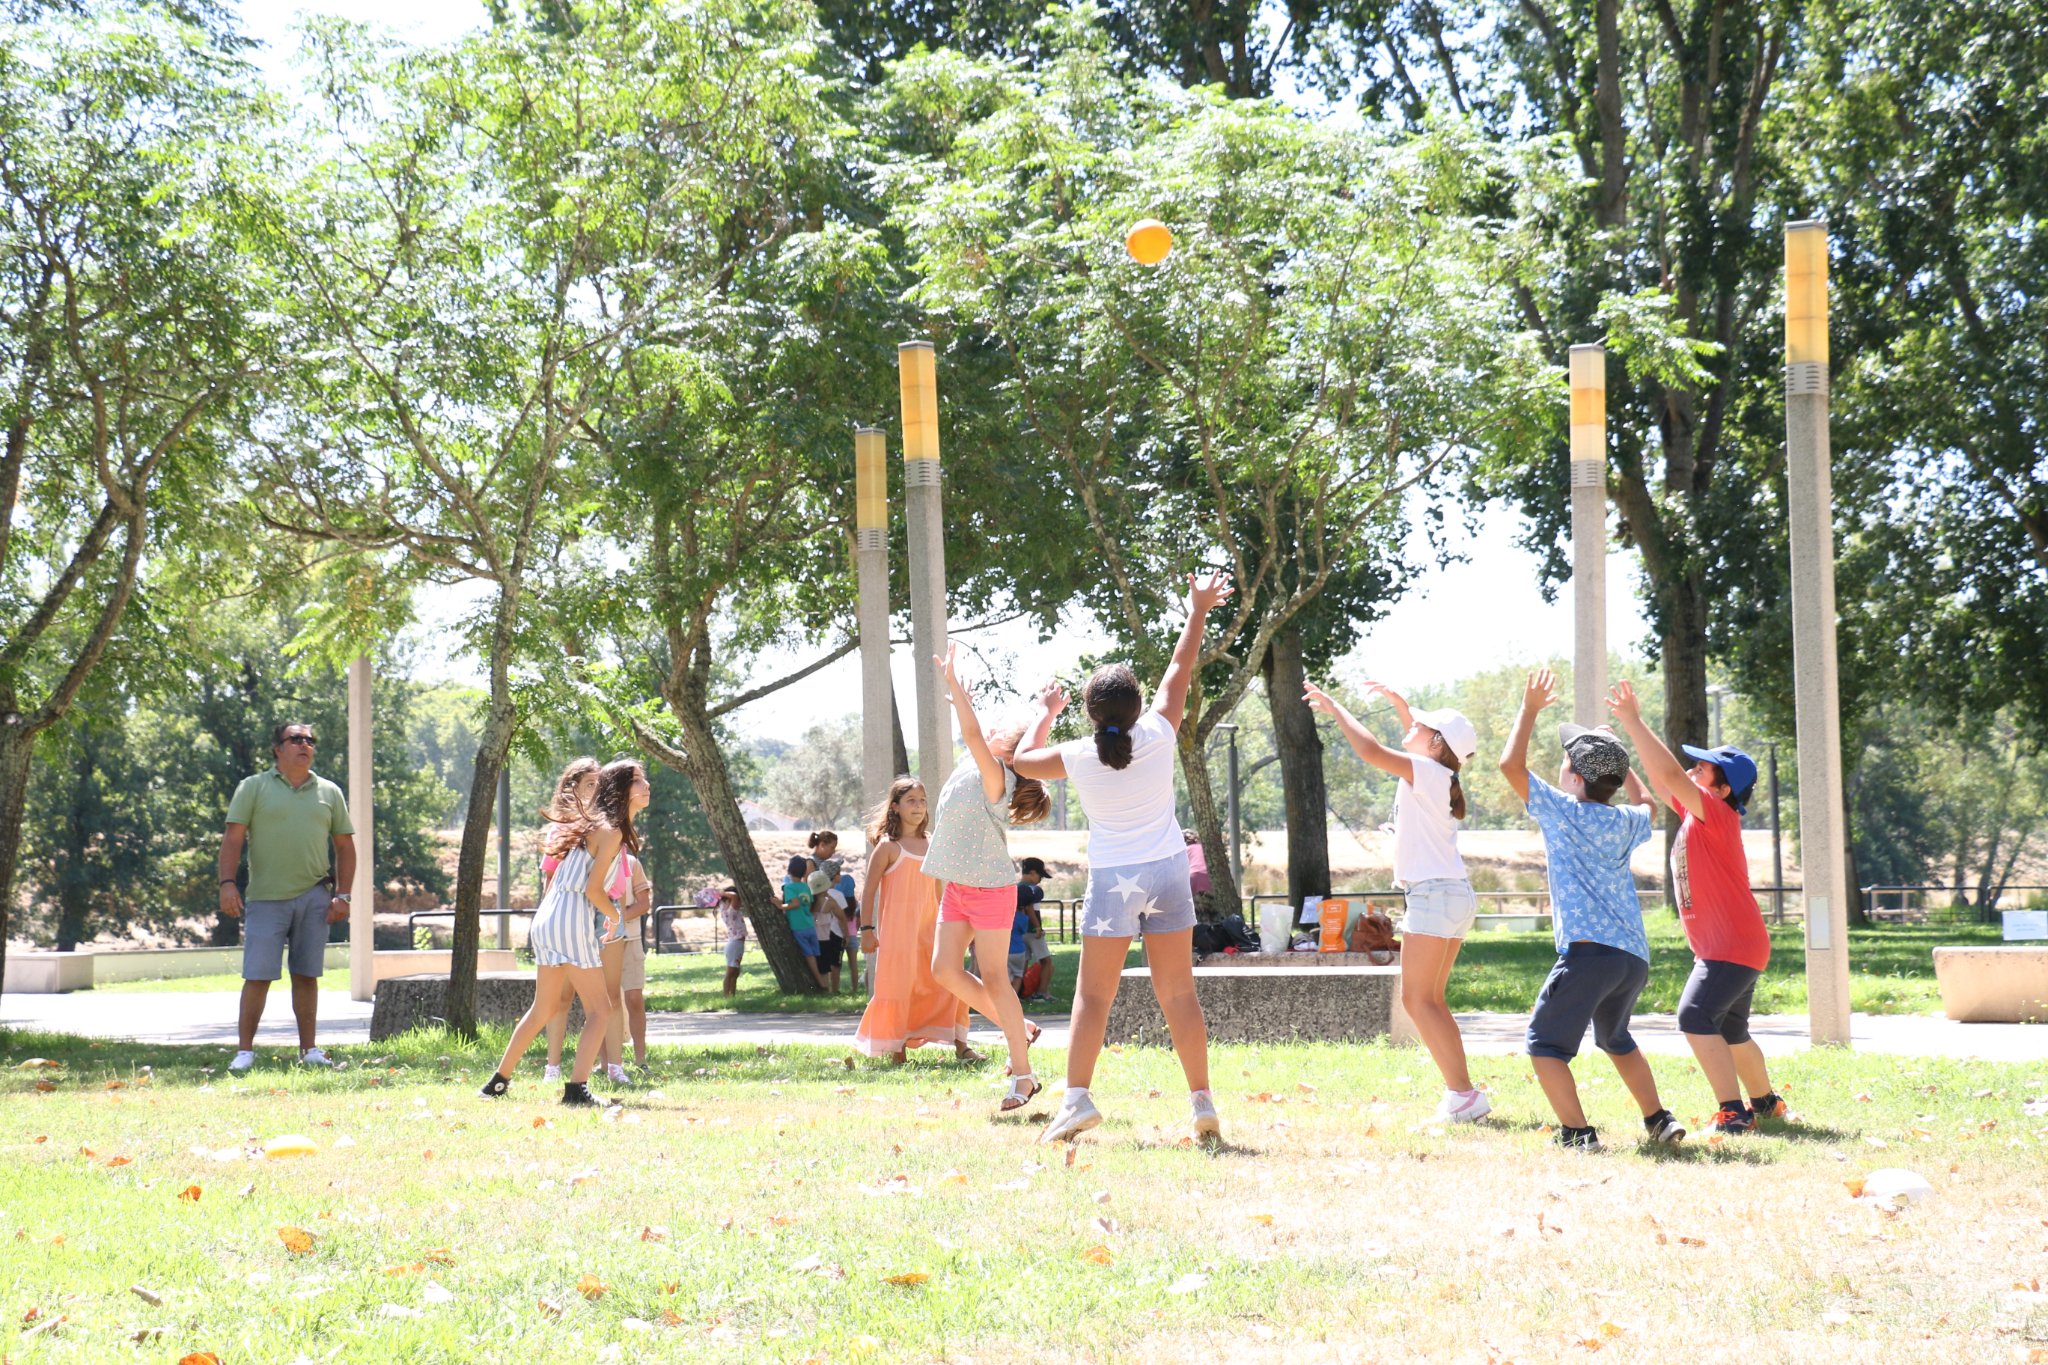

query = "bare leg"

[564,965,615,1086]
[237,979,271,1050]
[721,965,740,997]
[1142,929,1211,1094]
[1684,1032,1743,1103]
[544,976,574,1067]
[930,921,1032,1077]
[1399,934,1472,1092]
[1531,1056,1586,1129]
[493,965,575,1078]
[1730,1039,1775,1098]
[600,938,627,1068]
[1606,1046,1666,1117]
[1064,935,1133,1091]
[625,989,647,1066]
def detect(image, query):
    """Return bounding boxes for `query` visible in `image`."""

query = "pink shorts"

[939,882,1015,931]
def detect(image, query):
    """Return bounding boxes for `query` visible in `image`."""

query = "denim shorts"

[1080,851,1197,938]
[1676,958,1761,1042]
[793,928,820,957]
[241,887,333,981]
[1400,878,1478,938]
[1525,942,1650,1061]
[724,936,746,968]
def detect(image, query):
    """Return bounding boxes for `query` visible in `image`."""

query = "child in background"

[1013,857,1053,1002]
[781,855,829,991]
[810,829,859,990]
[809,862,847,992]
[1498,667,1686,1151]
[1305,677,1487,1122]
[1607,681,1786,1131]
[717,886,746,997]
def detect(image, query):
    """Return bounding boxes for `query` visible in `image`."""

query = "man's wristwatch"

[220,879,238,886]
[332,893,351,901]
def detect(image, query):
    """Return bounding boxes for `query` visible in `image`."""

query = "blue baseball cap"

[1680,745,1758,809]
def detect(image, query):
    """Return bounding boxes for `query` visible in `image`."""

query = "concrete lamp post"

[1569,344,1608,725]
[346,656,375,1002]
[898,341,952,796]
[854,426,894,815]
[1783,219,1852,1047]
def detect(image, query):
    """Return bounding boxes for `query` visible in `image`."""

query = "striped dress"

[528,844,615,968]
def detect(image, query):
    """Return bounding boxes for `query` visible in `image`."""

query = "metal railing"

[1862,886,2047,926]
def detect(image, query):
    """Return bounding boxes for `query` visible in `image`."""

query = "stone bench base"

[371,972,590,1042]
[2,952,95,994]
[1105,957,1414,1045]
[1933,946,2048,1023]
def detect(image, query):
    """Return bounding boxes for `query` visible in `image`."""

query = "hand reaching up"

[1606,679,1643,728]
[1188,569,1234,616]
[1036,679,1068,716]
[1523,666,1558,713]
[1302,681,1342,718]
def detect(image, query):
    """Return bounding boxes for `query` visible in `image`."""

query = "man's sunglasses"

[280,734,317,747]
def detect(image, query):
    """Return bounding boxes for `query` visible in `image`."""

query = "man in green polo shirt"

[218,721,356,1073]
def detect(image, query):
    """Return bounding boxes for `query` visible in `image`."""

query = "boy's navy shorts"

[1676,958,1761,1043]
[1526,941,1650,1061]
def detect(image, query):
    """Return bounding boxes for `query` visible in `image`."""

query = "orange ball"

[1125,219,1173,266]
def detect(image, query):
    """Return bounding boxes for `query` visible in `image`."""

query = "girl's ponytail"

[1431,731,1467,821]
[1009,774,1050,824]
[1082,664,1143,772]
[1448,773,1467,821]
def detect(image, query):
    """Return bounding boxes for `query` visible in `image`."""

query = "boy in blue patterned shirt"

[1499,667,1687,1151]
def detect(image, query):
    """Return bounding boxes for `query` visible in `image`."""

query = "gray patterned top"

[921,759,1017,888]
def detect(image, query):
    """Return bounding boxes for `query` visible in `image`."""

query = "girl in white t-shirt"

[1015,570,1234,1144]
[1305,679,1489,1123]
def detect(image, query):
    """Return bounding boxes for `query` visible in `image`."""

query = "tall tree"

[0,3,280,991]
[883,19,1549,913]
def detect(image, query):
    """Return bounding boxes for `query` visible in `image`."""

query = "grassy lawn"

[1444,918,2005,1016]
[4,1027,2045,1363]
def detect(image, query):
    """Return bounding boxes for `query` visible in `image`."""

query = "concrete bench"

[1933,946,2048,1023]
[1104,955,1415,1046]
[371,971,586,1041]
[2,952,94,994]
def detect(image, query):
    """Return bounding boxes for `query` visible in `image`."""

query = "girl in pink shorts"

[922,643,1057,1112]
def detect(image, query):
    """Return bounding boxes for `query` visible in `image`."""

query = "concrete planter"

[2,952,94,994]
[1105,956,1412,1046]
[90,943,351,984]
[1932,946,2048,1023]
[371,971,574,1042]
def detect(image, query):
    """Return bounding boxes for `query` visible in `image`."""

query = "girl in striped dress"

[481,758,648,1106]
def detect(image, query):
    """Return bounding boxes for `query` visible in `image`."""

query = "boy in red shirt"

[1608,681,1786,1133]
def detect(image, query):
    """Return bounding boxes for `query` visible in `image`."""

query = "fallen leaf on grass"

[1676,1236,1706,1248]
[883,1272,930,1287]
[531,1116,551,1129]
[1167,1273,1210,1295]
[103,1155,133,1168]
[1248,1214,1274,1227]
[576,1273,608,1299]
[31,1135,46,1143]
[659,1308,686,1326]
[423,1248,455,1264]
[538,1297,564,1319]
[1064,1146,1078,1168]
[177,1354,221,1365]
[1080,1245,1114,1266]
[1092,1190,1112,1204]
[130,1326,168,1343]
[382,1263,425,1276]
[278,1226,316,1254]
[105,1080,125,1090]
[177,1185,202,1202]
[131,1285,164,1306]
[22,1306,41,1323]
[641,1226,667,1243]
[33,1080,57,1093]
[17,1058,61,1069]
[1844,1178,1866,1198]
[22,1312,67,1339]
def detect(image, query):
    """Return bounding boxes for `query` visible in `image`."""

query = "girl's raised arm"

[937,645,1007,802]
[1011,680,1070,781]
[1303,681,1414,784]
[1155,570,1233,730]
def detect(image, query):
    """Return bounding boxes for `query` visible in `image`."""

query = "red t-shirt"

[1669,792,1770,970]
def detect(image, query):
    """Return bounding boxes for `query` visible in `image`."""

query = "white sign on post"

[2003,910,2048,942]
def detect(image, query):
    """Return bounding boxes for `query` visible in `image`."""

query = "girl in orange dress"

[853,777,976,1062]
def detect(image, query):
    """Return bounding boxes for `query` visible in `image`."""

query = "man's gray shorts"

[242,887,333,981]
[1080,851,1197,939]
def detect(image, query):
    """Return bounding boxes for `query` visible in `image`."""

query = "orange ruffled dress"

[853,847,969,1055]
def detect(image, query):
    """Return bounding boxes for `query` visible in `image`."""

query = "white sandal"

[1001,1073,1042,1113]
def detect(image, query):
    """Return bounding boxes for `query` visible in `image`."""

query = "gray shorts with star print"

[1080,850,1198,939]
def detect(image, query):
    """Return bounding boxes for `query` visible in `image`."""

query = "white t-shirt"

[1392,753,1466,886]
[1059,709,1185,867]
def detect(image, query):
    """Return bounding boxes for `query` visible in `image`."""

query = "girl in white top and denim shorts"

[1015,570,1235,1146]
[1304,679,1490,1124]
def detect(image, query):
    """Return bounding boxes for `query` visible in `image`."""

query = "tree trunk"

[1177,725,1238,921]
[0,726,35,997]
[443,698,514,1037]
[666,699,820,993]
[1261,623,1330,908]
[890,688,911,779]
[1659,570,1711,906]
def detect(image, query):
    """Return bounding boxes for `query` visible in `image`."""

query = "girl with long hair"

[1013,569,1233,1144]
[536,759,627,1084]
[1305,679,1488,1122]
[480,757,647,1105]
[920,644,1057,1111]
[852,776,976,1063]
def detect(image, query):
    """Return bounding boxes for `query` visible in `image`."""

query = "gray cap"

[1557,723,1630,785]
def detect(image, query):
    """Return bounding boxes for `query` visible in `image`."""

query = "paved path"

[4,991,2041,1062]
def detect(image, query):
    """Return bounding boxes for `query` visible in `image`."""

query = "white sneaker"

[543,1064,562,1083]
[1040,1088,1103,1143]
[1190,1089,1222,1143]
[228,1050,257,1074]
[299,1048,333,1067]
[1436,1089,1492,1123]
[606,1064,631,1086]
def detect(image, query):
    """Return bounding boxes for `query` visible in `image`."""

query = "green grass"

[1444,917,2005,1015]
[95,970,252,994]
[4,1026,2045,1363]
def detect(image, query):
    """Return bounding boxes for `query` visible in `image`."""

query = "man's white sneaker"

[543,1064,562,1083]
[299,1048,333,1067]
[1040,1088,1103,1143]
[1436,1089,1491,1123]
[228,1050,257,1074]
[1190,1089,1222,1142]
